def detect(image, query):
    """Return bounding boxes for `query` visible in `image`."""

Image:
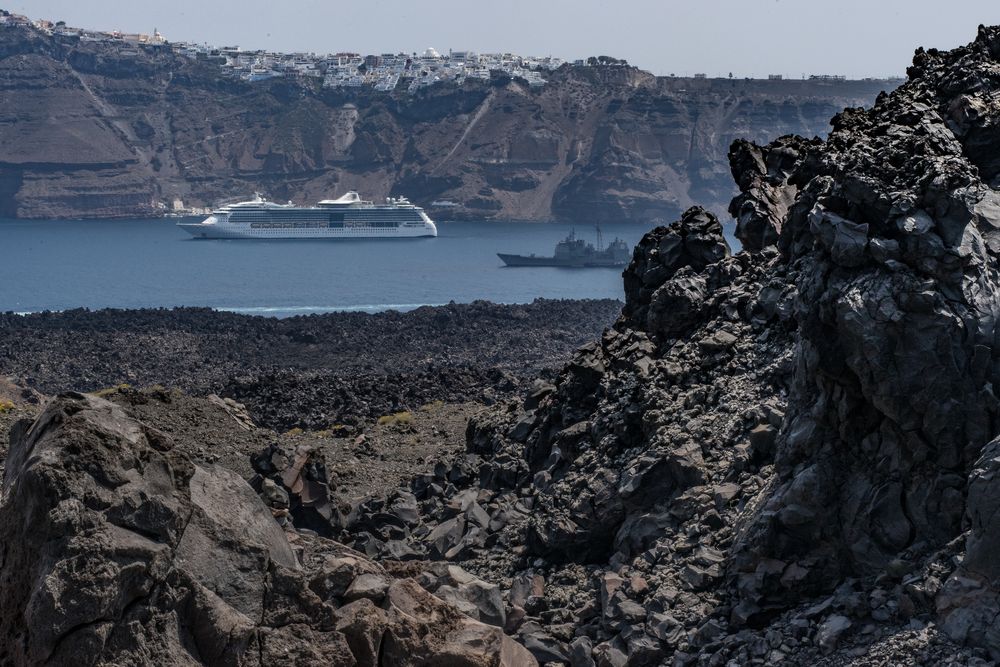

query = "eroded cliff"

[0,24,893,221]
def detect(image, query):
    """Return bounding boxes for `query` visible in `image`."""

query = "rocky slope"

[0,23,893,222]
[0,392,537,666]
[229,23,1000,666]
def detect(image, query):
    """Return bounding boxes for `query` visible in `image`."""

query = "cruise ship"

[177,192,437,239]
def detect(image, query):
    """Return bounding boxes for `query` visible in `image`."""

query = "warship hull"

[497,253,626,268]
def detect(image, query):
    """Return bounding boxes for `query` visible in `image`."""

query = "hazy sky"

[13,0,1000,78]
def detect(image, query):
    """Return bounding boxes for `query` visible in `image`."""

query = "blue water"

[0,218,738,317]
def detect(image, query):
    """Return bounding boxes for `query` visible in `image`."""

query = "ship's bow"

[177,214,221,238]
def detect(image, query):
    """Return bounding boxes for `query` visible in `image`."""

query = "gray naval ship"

[498,227,631,267]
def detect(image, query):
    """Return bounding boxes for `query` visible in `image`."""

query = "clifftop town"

[5,10,566,92]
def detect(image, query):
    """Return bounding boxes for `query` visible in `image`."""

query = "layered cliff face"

[0,24,892,221]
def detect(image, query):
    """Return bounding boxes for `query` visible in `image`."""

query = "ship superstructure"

[178,192,437,239]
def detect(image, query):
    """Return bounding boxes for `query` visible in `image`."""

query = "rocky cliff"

[10,19,1000,667]
[242,23,1000,665]
[0,23,893,222]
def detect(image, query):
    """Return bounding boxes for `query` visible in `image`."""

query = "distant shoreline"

[2,297,624,320]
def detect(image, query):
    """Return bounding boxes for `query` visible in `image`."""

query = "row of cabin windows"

[248,221,400,229]
[232,211,412,221]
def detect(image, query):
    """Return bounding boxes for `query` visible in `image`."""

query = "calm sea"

[0,218,738,317]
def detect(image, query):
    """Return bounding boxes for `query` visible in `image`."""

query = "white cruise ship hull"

[178,220,437,239]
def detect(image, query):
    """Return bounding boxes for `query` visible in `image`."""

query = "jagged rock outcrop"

[727,23,1000,637]
[622,206,731,335]
[0,392,537,666]
[727,135,819,251]
[0,23,893,221]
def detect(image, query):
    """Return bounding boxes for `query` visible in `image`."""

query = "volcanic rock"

[0,299,621,432]
[726,25,1000,635]
[314,24,1000,667]
[12,22,1000,667]
[0,392,536,665]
